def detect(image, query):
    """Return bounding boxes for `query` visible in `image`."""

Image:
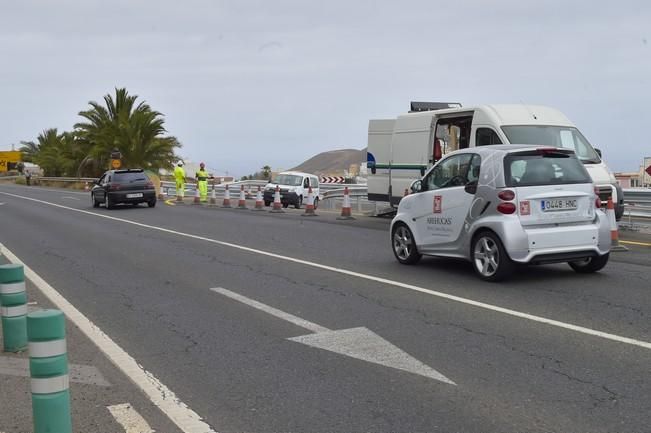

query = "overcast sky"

[1,0,649,176]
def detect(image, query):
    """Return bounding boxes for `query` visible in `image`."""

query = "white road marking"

[7,185,88,195]
[61,196,81,200]
[213,288,454,384]
[0,244,216,433]
[211,287,329,333]
[289,327,455,384]
[0,356,111,386]
[108,403,154,433]
[2,190,651,351]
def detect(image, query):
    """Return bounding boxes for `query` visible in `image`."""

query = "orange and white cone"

[238,185,247,209]
[193,187,201,205]
[337,186,355,220]
[404,188,409,197]
[607,197,627,252]
[222,184,231,208]
[302,186,317,217]
[209,183,217,206]
[253,186,264,211]
[84,181,90,192]
[270,185,284,213]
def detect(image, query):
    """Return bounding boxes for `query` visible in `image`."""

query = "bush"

[14,176,26,185]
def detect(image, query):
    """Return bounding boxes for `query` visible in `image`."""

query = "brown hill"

[291,148,366,176]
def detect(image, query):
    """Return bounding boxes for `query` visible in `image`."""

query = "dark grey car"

[91,169,157,209]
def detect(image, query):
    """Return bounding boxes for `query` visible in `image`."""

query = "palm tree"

[261,165,272,179]
[75,88,181,174]
[22,129,79,176]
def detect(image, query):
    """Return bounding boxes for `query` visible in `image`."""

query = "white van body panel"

[367,104,622,215]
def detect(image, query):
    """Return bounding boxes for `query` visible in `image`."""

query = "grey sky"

[1,0,650,176]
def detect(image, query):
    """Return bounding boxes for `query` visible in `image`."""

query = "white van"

[367,102,624,219]
[263,171,320,209]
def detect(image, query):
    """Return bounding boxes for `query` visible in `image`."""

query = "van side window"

[303,177,309,188]
[476,128,503,146]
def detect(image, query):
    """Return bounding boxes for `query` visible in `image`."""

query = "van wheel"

[471,231,514,282]
[282,203,289,208]
[295,196,303,209]
[314,197,319,209]
[392,224,421,265]
[568,254,609,273]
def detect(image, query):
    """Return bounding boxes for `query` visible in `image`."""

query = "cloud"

[1,0,650,175]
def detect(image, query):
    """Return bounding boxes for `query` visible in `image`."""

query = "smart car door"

[415,153,476,253]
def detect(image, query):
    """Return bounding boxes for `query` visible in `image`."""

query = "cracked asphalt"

[1,183,650,433]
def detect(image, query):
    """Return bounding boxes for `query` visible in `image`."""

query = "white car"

[390,145,611,281]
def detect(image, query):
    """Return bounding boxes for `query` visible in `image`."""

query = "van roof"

[278,171,318,178]
[399,104,575,127]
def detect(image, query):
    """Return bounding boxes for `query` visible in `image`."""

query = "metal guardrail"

[622,189,651,219]
[7,175,650,219]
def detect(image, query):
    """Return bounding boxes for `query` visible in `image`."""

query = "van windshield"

[273,174,302,186]
[501,126,601,164]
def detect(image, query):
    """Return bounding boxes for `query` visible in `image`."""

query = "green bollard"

[0,263,28,352]
[27,309,72,433]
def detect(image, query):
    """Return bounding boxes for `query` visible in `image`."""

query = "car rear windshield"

[504,150,592,187]
[501,125,601,164]
[113,172,148,183]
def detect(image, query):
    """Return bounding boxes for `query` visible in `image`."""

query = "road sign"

[646,165,651,177]
[111,159,122,169]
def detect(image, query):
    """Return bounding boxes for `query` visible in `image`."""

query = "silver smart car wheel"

[392,224,421,265]
[471,232,514,282]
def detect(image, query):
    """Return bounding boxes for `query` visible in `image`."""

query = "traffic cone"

[607,197,628,252]
[253,186,264,211]
[84,182,89,192]
[270,185,284,213]
[209,183,217,206]
[404,188,409,197]
[302,186,317,217]
[238,185,247,209]
[192,187,201,205]
[222,184,231,208]
[337,186,355,220]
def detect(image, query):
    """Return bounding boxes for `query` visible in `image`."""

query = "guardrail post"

[28,309,72,433]
[0,263,28,352]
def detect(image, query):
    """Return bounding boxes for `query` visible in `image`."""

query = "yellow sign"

[0,151,22,173]
[111,159,122,169]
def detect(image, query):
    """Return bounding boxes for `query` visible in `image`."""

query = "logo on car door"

[433,195,442,213]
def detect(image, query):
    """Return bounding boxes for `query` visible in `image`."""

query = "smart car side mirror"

[464,181,478,195]
[594,148,602,158]
[410,180,422,194]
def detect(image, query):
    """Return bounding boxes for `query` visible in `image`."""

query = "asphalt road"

[1,183,650,433]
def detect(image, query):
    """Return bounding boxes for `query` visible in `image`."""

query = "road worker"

[196,162,210,203]
[174,161,185,201]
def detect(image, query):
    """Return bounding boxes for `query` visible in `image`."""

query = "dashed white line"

[108,403,155,433]
[1,190,651,352]
[0,243,216,433]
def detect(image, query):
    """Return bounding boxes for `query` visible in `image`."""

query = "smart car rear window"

[504,151,591,187]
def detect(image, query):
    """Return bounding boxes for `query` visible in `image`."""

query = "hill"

[291,148,365,176]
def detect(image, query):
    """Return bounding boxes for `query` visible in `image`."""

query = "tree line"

[20,88,181,177]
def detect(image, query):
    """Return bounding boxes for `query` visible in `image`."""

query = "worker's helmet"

[177,161,183,166]
[200,162,205,168]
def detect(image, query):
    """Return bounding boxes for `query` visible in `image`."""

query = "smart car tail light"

[497,189,516,214]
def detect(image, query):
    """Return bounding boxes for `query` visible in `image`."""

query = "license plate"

[541,199,577,211]
[126,193,143,198]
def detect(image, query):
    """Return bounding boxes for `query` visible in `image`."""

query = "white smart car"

[390,145,611,281]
